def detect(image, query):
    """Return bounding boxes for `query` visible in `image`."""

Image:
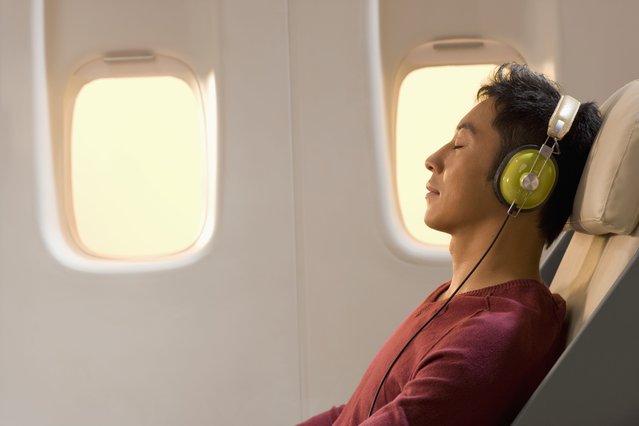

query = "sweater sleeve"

[357,308,560,426]
[297,405,345,426]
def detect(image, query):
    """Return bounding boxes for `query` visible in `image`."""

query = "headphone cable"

[367,212,511,417]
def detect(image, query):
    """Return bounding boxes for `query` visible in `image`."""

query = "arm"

[359,309,555,425]
[357,346,508,425]
[297,405,345,426]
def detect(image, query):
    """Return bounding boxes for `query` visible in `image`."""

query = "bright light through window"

[396,64,496,246]
[71,76,206,259]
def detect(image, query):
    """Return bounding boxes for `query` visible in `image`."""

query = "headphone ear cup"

[493,145,558,211]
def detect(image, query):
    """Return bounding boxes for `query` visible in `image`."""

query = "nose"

[425,155,435,172]
[425,148,442,173]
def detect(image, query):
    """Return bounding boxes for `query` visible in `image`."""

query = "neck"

[445,212,545,298]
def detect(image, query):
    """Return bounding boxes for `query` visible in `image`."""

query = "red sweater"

[298,279,566,425]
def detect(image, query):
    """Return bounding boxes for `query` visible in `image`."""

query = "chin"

[424,211,455,234]
[424,214,443,232]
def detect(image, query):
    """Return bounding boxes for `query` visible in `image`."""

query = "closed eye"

[452,145,464,150]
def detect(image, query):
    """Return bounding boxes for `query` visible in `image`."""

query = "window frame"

[57,52,217,271]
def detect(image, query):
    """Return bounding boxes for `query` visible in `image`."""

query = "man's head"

[424,97,506,238]
[477,63,602,245]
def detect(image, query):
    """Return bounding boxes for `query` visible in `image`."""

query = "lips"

[426,183,440,195]
[426,183,440,202]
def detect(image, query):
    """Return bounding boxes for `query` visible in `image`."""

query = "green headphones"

[493,95,581,215]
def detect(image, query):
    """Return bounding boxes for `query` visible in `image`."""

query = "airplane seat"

[553,79,639,341]
[514,80,639,425]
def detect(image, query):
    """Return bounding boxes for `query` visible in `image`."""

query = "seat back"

[514,80,639,425]
[554,79,639,341]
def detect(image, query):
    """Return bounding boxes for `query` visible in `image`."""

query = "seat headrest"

[569,80,639,235]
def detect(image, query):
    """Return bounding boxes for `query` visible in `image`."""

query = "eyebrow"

[456,122,478,135]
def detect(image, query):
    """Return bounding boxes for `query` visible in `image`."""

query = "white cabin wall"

[289,0,452,417]
[1,0,300,424]
[556,0,639,104]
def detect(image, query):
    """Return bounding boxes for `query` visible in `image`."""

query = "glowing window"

[396,64,497,246]
[70,75,207,259]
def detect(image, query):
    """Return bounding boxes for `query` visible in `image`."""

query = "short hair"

[478,63,602,246]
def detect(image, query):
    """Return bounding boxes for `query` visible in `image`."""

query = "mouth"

[426,183,440,196]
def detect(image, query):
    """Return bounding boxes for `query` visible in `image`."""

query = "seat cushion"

[569,80,639,235]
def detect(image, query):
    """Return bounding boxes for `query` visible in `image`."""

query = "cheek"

[447,163,493,191]
[446,168,500,209]
[474,178,502,208]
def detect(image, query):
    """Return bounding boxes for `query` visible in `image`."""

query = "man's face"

[424,98,505,235]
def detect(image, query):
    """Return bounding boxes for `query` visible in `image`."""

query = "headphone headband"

[548,95,581,141]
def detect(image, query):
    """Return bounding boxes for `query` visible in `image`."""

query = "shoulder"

[438,279,565,358]
[482,279,566,326]
[455,279,564,321]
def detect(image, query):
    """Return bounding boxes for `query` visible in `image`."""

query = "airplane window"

[396,64,496,247]
[70,75,208,259]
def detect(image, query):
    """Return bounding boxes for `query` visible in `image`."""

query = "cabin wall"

[288,0,453,416]
[2,0,301,424]
[557,0,639,103]
[1,0,638,424]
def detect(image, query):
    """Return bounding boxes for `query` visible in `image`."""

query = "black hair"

[477,63,602,246]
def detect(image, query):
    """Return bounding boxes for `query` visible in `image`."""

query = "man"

[298,63,602,425]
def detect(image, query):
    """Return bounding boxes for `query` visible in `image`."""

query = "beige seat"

[513,80,639,425]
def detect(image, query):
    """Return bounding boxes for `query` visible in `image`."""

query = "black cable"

[367,213,511,418]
